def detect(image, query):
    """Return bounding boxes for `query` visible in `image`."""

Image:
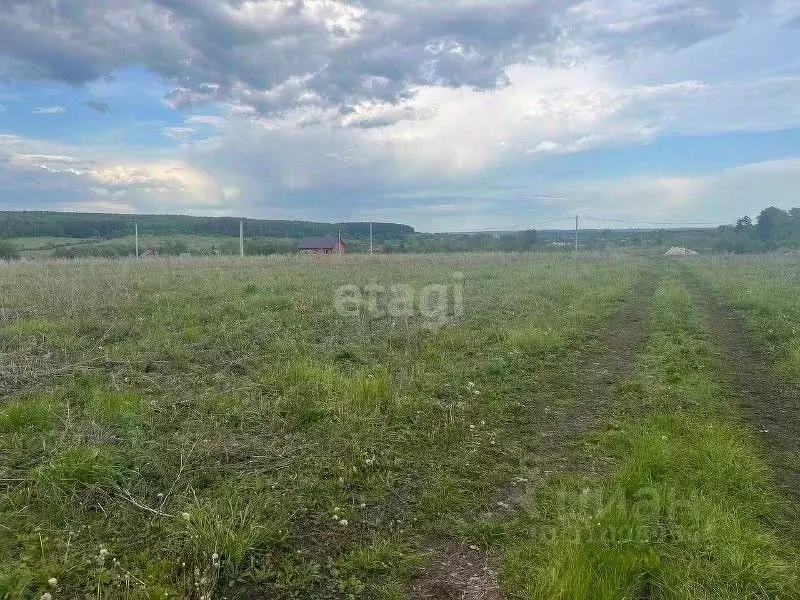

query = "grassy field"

[1,253,798,599]
[9,235,248,259]
[0,254,643,598]
[6,238,81,251]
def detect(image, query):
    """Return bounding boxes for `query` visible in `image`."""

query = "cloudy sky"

[1,0,799,231]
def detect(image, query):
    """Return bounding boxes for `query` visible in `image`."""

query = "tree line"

[2,207,800,259]
[714,207,800,253]
[0,211,414,240]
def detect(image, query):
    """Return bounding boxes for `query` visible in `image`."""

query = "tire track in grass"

[410,270,661,600]
[681,275,800,508]
[523,272,660,487]
[502,278,800,600]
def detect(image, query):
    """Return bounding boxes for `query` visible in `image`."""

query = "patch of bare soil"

[410,273,660,599]
[411,543,504,600]
[683,280,800,505]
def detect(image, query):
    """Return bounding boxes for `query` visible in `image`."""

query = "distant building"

[663,247,698,256]
[296,236,345,255]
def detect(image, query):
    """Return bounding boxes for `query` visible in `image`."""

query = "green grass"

[6,234,297,258]
[6,237,83,251]
[35,446,125,494]
[501,278,800,599]
[0,253,644,599]
[0,397,57,433]
[683,255,800,378]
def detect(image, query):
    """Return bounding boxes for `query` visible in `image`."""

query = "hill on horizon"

[0,211,415,240]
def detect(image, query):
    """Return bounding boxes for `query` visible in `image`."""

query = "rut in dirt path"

[410,272,661,600]
[524,273,660,485]
[682,277,800,506]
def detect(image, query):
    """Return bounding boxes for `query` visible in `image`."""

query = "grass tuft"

[0,396,57,433]
[35,446,123,494]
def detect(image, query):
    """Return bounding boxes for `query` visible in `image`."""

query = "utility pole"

[575,213,579,253]
[369,222,373,255]
[239,219,244,258]
[135,222,139,258]
[338,227,342,256]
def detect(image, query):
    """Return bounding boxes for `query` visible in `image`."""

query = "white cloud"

[13,154,84,164]
[362,157,800,230]
[185,115,228,127]
[1,134,227,214]
[771,0,800,23]
[59,200,139,213]
[32,106,66,114]
[185,59,800,207]
[551,158,800,225]
[161,127,197,141]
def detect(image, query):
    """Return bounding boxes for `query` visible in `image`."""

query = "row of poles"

[133,218,579,257]
[134,220,376,258]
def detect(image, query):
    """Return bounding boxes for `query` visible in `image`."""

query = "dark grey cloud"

[579,0,749,52]
[86,100,110,115]
[0,0,759,122]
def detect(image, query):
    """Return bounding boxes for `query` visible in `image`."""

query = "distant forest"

[0,211,414,240]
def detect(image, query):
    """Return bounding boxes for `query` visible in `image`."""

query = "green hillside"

[0,211,414,240]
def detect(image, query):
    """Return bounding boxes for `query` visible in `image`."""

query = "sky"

[1,0,799,232]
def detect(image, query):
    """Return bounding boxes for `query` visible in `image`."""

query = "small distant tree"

[518,229,538,250]
[756,207,793,244]
[0,240,20,260]
[735,215,754,231]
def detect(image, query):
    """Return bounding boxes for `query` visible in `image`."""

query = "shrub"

[0,240,20,260]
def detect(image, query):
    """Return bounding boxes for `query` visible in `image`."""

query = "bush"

[0,240,20,260]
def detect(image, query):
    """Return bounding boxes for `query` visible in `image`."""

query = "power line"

[452,217,576,234]
[583,215,722,227]
[450,214,723,234]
